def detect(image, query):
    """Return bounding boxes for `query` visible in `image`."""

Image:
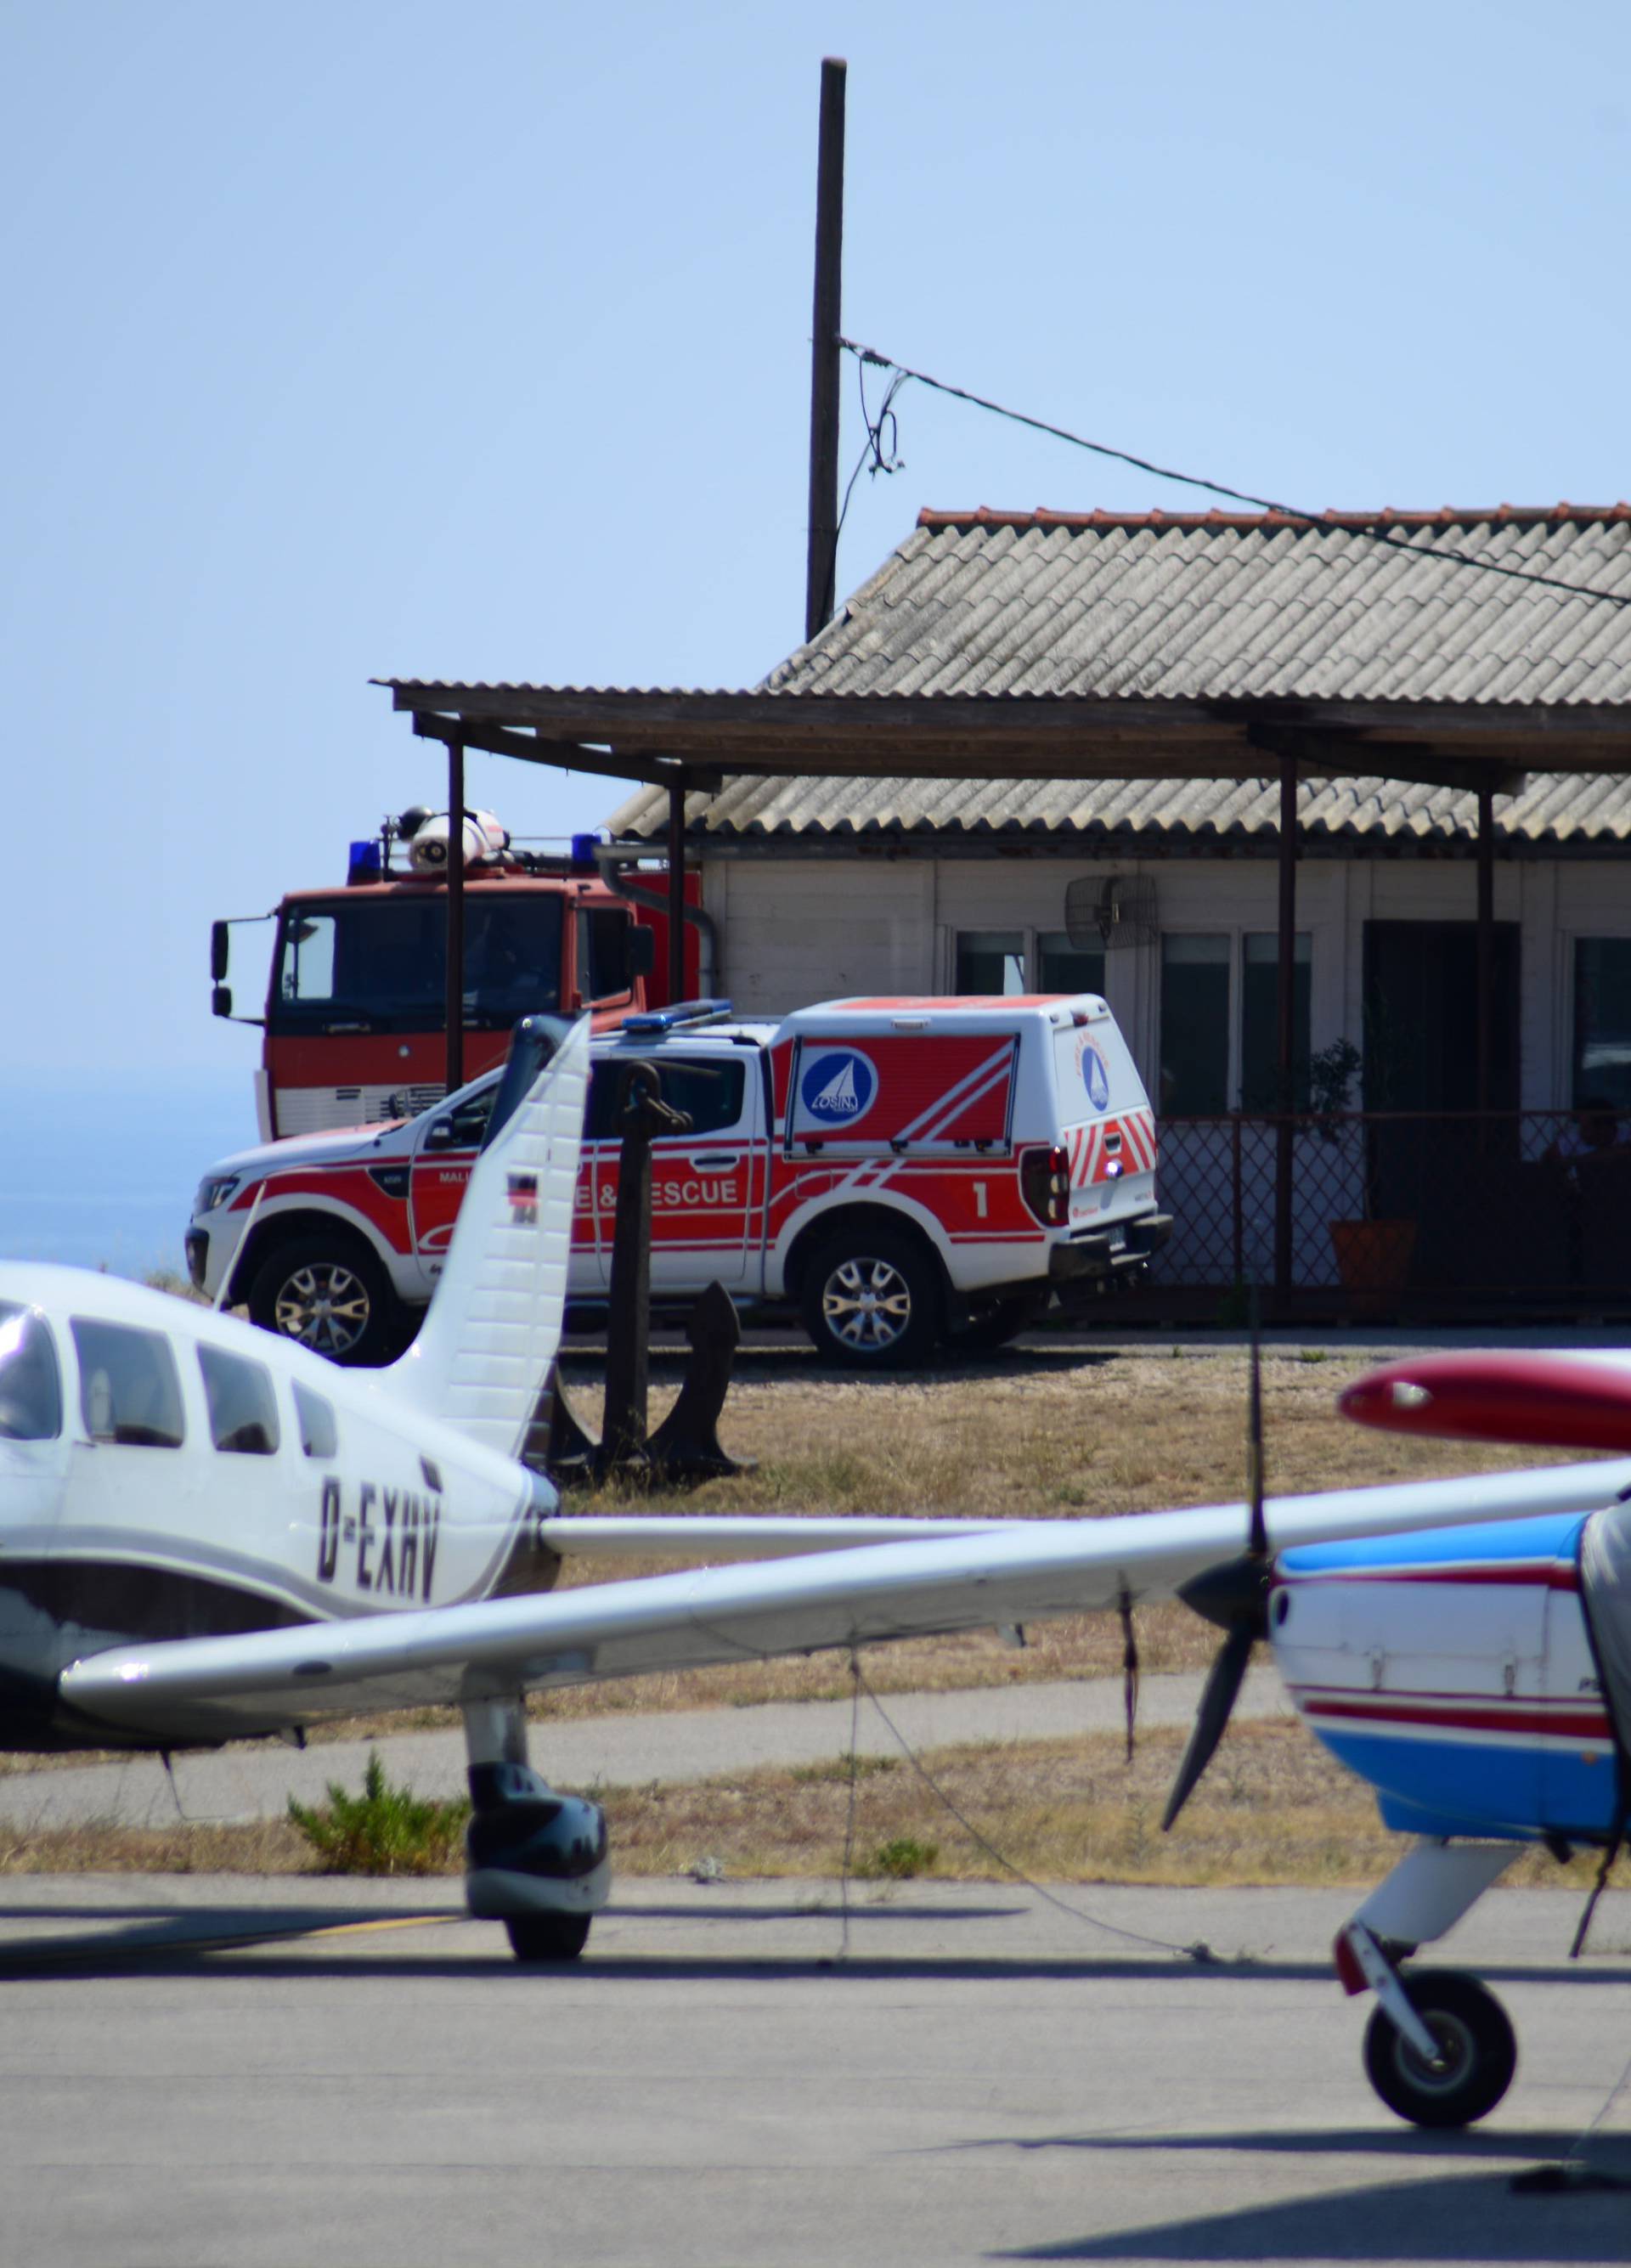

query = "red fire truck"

[212,808,701,1141]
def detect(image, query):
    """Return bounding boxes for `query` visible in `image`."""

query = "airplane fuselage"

[1274,1512,1616,1846]
[0,1263,560,1751]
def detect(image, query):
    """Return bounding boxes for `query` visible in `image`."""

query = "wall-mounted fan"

[1064,874,1159,951]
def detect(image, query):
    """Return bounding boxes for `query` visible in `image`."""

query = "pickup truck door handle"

[691,1152,740,1167]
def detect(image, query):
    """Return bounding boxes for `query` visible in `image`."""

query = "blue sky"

[3,0,1630,1241]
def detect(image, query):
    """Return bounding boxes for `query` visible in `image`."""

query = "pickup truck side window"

[443,1087,498,1148]
[71,1319,185,1447]
[198,1344,281,1455]
[586,1057,747,1138]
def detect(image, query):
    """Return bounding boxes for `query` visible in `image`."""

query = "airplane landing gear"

[1336,1838,1522,2128]
[505,1911,594,1964]
[460,1699,610,1962]
[1363,1968,1517,2128]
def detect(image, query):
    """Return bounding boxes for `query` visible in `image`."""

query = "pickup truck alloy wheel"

[248,1237,396,1367]
[802,1231,942,1368]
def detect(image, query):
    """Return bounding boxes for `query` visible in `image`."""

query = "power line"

[838,338,1631,613]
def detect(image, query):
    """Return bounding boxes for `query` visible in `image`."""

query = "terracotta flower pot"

[1330,1218,1417,1294]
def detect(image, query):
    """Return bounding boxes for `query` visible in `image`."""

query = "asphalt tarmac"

[1,1876,1628,2268]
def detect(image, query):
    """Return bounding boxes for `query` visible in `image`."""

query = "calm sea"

[0,1068,262,1282]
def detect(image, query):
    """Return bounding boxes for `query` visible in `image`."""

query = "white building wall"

[704,859,933,1015]
[700,849,1630,1114]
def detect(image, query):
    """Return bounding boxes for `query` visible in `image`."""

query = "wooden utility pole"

[805,57,847,646]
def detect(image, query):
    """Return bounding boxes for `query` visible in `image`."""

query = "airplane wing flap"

[58,1458,1631,1746]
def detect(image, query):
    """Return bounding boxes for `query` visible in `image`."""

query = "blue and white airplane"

[2,1013,1628,2127]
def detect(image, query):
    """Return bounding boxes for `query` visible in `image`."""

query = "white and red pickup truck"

[186,996,1170,1367]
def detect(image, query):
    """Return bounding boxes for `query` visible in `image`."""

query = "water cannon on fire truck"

[210,806,706,1142]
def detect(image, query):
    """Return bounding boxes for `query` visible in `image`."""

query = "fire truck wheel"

[247,1236,399,1368]
[801,1230,944,1368]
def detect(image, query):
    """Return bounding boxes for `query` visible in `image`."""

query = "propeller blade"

[1161,1619,1256,1832]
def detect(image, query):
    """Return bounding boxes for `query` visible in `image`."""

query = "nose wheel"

[1363,1969,1517,2127]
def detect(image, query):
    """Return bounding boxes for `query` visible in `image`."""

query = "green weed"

[287,1750,470,1876]
[858,1834,940,1880]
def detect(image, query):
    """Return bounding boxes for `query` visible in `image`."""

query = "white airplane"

[5,1013,1631,2127]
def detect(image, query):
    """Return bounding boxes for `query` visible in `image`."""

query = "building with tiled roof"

[596,507,1631,1298]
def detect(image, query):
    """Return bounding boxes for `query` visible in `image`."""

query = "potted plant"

[1311,1038,1417,1295]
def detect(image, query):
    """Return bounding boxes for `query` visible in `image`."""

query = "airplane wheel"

[1363,1970,1516,2128]
[505,1912,591,1963]
[800,1230,943,1368]
[247,1235,398,1367]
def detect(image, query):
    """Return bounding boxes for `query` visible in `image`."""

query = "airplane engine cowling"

[1271,1512,1617,1843]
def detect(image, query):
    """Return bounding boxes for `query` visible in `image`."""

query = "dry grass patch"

[6,1721,1600,1892]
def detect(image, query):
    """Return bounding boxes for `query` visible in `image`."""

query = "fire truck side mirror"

[626,925,656,979]
[211,921,230,982]
[212,984,233,1018]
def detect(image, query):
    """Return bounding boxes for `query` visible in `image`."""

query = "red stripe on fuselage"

[1293,1691,1611,1741]
[1280,1559,1579,1592]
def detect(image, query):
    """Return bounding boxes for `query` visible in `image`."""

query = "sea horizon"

[0,1064,264,1283]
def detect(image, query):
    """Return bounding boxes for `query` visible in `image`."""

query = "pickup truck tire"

[800,1228,944,1369]
[247,1234,400,1368]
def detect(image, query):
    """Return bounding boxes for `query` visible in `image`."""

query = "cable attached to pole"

[838,337,1631,612]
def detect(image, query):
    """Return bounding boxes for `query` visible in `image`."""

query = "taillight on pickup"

[1019,1143,1071,1227]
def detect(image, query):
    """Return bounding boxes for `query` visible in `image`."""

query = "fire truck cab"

[212,808,698,1141]
[188,994,1170,1367]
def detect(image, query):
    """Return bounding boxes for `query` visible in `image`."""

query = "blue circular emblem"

[799,1048,878,1127]
[1081,1041,1110,1112]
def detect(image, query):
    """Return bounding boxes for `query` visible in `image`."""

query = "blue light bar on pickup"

[621,998,735,1036]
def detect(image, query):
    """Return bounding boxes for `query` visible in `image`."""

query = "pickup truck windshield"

[269,896,564,1035]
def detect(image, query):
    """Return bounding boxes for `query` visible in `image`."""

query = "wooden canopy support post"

[1273,754,1298,1304]
[805,56,846,646]
[667,776,686,1005]
[1476,787,1495,1125]
[444,738,466,1095]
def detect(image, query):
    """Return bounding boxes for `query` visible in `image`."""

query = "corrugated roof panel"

[605,767,1631,847]
[754,510,1631,708]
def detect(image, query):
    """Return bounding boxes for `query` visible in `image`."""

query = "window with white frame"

[1159,932,1311,1115]
[953,929,1107,998]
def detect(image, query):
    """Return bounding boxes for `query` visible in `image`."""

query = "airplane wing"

[59,1458,1631,1745]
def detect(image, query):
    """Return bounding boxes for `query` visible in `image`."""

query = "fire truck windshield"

[268,895,563,1034]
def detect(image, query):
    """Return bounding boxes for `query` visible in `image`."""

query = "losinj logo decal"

[799,1047,878,1127]
[1077,1038,1111,1113]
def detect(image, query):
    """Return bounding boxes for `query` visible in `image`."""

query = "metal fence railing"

[1137,1110,1631,1315]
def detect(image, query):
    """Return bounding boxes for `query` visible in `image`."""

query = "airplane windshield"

[0,1303,62,1441]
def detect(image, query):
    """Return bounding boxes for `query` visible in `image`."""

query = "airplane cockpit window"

[0,1303,63,1441]
[293,1381,338,1459]
[71,1320,185,1447]
[198,1345,280,1456]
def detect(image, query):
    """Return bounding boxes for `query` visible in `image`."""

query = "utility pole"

[804,56,847,646]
